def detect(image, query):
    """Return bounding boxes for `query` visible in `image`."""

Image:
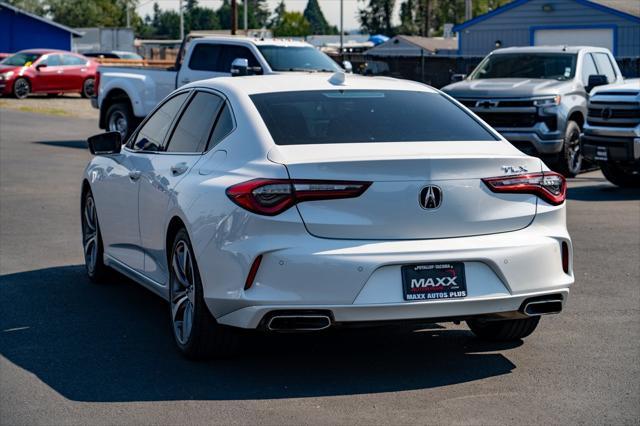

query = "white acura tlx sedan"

[82,73,573,358]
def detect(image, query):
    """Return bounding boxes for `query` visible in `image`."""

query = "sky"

[136,0,402,32]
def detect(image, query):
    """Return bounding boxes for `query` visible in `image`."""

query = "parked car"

[83,51,144,60]
[581,79,640,187]
[82,73,573,359]
[442,46,623,177]
[93,36,343,140]
[0,49,98,99]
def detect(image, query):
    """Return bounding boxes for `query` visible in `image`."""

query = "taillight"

[94,70,100,98]
[482,172,566,205]
[226,178,371,216]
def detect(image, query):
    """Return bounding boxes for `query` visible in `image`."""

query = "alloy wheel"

[82,195,99,273]
[171,240,196,345]
[83,78,95,97]
[13,78,30,99]
[566,130,582,176]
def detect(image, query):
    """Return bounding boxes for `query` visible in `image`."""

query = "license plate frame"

[401,262,467,301]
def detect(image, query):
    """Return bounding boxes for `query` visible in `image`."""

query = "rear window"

[250,90,497,145]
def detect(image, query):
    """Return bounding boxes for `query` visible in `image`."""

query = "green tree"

[272,11,311,37]
[303,0,337,35]
[5,0,46,15]
[216,0,233,30]
[398,0,417,35]
[45,0,136,28]
[269,0,286,29]
[184,0,219,32]
[358,0,395,35]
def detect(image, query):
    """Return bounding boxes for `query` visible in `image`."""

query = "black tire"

[81,77,95,98]
[105,102,134,142]
[12,77,30,99]
[81,189,111,283]
[169,228,238,360]
[467,317,540,341]
[600,163,640,188]
[554,120,583,177]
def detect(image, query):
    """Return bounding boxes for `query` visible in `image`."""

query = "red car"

[0,49,98,99]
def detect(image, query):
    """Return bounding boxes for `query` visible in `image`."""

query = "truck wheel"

[555,120,582,178]
[600,163,640,188]
[467,317,540,341]
[106,102,134,141]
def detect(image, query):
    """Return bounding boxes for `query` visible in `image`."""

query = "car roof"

[186,73,439,96]
[17,49,66,55]
[194,36,312,48]
[492,46,610,54]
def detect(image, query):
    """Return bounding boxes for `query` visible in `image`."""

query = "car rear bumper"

[216,288,570,328]
[201,209,573,329]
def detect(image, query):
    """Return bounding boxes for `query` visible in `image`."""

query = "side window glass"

[63,54,86,66]
[188,44,221,72]
[132,92,189,151]
[208,103,234,149]
[218,45,259,72]
[581,53,598,85]
[166,92,223,153]
[593,53,616,83]
[45,55,62,66]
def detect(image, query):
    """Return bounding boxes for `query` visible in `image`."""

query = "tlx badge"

[501,165,528,174]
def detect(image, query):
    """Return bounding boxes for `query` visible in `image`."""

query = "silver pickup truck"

[581,79,640,187]
[442,46,623,176]
[92,36,342,140]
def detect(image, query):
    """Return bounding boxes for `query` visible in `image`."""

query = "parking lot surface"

[0,109,638,425]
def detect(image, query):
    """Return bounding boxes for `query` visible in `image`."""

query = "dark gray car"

[442,46,623,176]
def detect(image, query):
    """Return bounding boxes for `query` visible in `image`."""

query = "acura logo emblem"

[419,185,443,210]
[601,107,613,120]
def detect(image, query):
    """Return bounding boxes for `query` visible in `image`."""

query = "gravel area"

[0,94,98,120]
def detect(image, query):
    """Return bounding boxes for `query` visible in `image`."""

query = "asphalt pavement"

[0,108,638,425]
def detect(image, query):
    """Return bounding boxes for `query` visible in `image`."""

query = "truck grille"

[476,112,538,128]
[587,101,640,128]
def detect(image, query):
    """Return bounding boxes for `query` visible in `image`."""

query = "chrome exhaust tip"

[522,299,563,316]
[267,315,332,332]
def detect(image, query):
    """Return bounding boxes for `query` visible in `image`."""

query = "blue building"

[0,2,81,53]
[453,0,640,58]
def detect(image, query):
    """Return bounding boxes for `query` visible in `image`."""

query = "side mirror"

[586,74,608,93]
[88,131,122,155]
[35,63,48,71]
[231,58,249,76]
[342,60,353,73]
[451,73,466,83]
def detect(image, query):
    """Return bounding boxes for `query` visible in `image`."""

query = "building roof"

[0,2,82,36]
[453,0,640,32]
[365,35,458,57]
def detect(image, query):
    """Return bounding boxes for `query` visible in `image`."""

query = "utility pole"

[231,0,237,35]
[339,0,343,60]
[244,0,248,34]
[465,0,473,21]
[125,0,130,27]
[179,0,184,40]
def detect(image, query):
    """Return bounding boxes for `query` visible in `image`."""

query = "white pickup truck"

[92,36,343,139]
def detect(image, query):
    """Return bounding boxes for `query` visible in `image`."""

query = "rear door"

[61,54,89,91]
[137,89,226,285]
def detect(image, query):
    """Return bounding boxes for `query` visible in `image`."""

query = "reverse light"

[533,95,561,107]
[482,172,566,205]
[226,178,371,216]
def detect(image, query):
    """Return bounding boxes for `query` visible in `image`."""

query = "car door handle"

[128,170,141,181]
[171,163,188,176]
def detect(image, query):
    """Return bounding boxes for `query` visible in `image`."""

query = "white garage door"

[533,28,614,52]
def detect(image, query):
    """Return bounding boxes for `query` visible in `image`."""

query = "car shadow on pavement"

[567,185,640,201]
[0,265,519,402]
[35,140,87,150]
